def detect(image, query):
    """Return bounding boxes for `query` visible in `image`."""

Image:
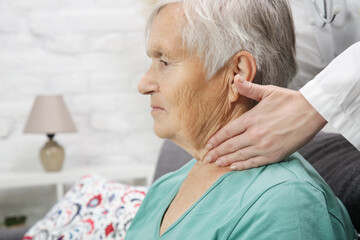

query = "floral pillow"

[23,175,148,240]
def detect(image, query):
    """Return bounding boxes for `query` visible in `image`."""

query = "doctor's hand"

[204,75,327,170]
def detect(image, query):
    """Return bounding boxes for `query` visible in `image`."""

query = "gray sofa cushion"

[0,227,29,240]
[154,132,360,230]
[298,132,360,230]
[153,140,192,181]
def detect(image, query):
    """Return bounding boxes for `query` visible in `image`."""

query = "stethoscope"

[311,0,340,27]
[311,0,360,28]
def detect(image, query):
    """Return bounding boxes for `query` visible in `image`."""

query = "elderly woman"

[125,0,356,239]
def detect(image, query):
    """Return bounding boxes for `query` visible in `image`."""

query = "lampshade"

[24,95,77,134]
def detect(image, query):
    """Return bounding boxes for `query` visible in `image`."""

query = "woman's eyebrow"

[146,47,173,59]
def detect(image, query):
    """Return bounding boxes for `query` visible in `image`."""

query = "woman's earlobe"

[229,80,240,103]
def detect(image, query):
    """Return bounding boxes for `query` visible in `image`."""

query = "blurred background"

[0,0,163,227]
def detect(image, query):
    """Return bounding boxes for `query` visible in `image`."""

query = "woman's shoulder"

[226,175,355,239]
[217,152,347,219]
[224,152,354,234]
[230,152,334,202]
[222,153,355,239]
[242,152,331,191]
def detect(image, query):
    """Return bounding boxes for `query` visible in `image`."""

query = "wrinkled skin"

[139,4,254,161]
[204,76,327,170]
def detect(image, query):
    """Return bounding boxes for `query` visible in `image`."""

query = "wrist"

[298,91,327,131]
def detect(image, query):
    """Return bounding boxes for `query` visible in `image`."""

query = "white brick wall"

[0,0,163,225]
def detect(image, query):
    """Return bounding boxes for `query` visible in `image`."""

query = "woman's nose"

[138,69,159,95]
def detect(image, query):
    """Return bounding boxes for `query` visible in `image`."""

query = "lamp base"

[40,134,64,172]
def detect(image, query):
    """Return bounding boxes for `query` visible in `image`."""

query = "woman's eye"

[160,59,169,67]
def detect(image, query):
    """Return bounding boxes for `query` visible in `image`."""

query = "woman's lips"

[151,106,165,114]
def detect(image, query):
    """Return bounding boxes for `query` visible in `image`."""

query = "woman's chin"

[153,124,172,139]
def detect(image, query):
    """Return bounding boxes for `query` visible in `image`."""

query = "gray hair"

[147,0,297,87]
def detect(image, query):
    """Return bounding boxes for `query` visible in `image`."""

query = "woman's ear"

[228,51,257,103]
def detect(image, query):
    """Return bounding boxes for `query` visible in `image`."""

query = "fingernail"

[230,165,237,171]
[204,155,213,163]
[205,143,213,150]
[215,160,222,166]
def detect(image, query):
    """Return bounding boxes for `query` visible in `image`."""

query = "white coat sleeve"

[300,41,360,150]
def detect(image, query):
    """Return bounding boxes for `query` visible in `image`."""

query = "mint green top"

[125,152,356,240]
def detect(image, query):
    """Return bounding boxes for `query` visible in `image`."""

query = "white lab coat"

[300,41,360,151]
[288,0,360,150]
[303,0,360,62]
[289,0,360,89]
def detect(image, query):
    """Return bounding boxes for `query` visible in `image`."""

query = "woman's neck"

[172,104,246,165]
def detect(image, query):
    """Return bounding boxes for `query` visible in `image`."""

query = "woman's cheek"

[173,84,198,121]
[171,82,211,148]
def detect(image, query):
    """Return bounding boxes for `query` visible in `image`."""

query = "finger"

[205,117,247,150]
[205,134,251,163]
[234,75,273,101]
[229,156,269,171]
[214,147,260,167]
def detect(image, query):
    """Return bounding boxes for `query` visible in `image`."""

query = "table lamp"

[24,95,77,171]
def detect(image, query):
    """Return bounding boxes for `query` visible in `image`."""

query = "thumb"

[234,75,271,101]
